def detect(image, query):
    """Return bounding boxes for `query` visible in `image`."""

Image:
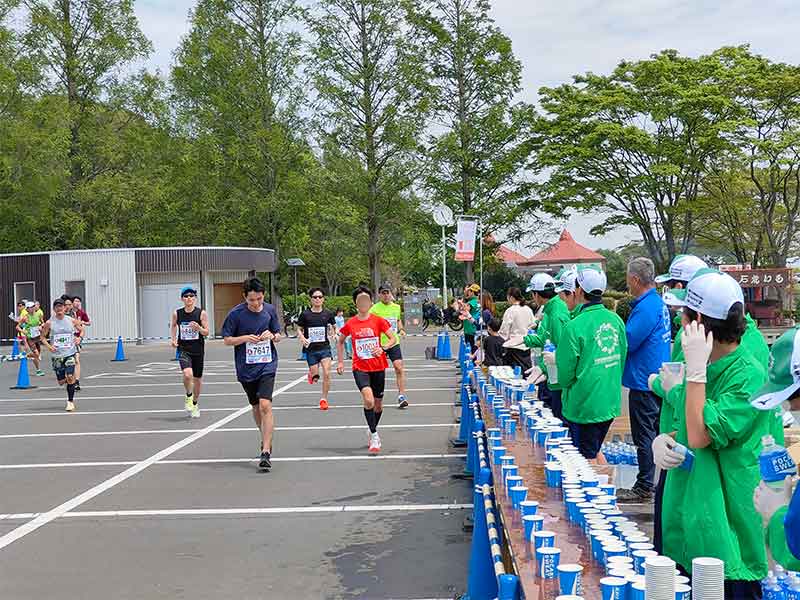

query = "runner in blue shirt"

[222,277,282,471]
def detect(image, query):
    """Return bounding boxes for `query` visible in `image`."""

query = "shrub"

[615,296,634,323]
[283,295,357,316]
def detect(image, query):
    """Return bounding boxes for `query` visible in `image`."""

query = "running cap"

[24,301,34,308]
[662,268,743,320]
[526,272,556,293]
[576,266,607,295]
[554,267,578,293]
[466,283,481,293]
[751,327,800,410]
[655,255,708,285]
[52,298,65,308]
[378,282,392,292]
[180,287,197,297]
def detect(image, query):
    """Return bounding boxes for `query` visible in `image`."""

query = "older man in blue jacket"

[617,257,671,503]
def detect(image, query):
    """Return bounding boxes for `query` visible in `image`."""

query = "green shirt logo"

[595,322,620,355]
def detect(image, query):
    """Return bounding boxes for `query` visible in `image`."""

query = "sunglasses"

[311,295,324,299]
[182,294,196,298]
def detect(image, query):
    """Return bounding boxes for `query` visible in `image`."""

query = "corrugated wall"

[135,248,275,273]
[0,254,50,342]
[49,250,137,341]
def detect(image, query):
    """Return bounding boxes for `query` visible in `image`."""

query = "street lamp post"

[286,258,305,315]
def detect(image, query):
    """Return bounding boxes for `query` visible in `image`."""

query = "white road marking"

[0,503,471,521]
[0,453,466,470]
[0,375,307,551]
[0,423,456,439]
[0,402,455,418]
[0,387,452,403]
[51,374,455,387]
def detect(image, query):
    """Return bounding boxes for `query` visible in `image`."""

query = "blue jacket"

[622,288,671,391]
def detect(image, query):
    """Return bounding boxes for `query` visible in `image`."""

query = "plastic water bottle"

[760,435,797,489]
[543,340,558,384]
[764,575,787,600]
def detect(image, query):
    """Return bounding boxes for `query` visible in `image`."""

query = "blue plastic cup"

[580,476,599,488]
[675,584,691,600]
[523,515,540,540]
[502,465,518,489]
[492,446,506,464]
[630,581,646,600]
[557,564,583,595]
[600,576,626,600]
[632,550,657,574]
[505,475,523,498]
[506,419,517,437]
[533,530,555,551]
[600,484,616,495]
[536,547,561,579]
[510,485,528,509]
[520,500,539,516]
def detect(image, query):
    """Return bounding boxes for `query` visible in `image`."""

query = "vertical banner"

[454,219,477,262]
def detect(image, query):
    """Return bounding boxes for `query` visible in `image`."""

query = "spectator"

[480,291,495,327]
[617,257,671,504]
[499,287,535,371]
[524,273,571,420]
[480,318,506,367]
[658,269,777,597]
[556,267,627,459]
[461,284,481,351]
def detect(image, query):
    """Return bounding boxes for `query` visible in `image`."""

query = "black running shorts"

[385,345,403,363]
[178,351,204,378]
[352,370,385,398]
[240,374,277,406]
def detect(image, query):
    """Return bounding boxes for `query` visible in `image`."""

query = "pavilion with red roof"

[517,229,606,273]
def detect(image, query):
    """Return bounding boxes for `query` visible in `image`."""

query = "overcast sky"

[133,0,800,253]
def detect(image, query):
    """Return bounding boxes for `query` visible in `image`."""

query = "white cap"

[527,272,556,293]
[576,266,607,295]
[655,255,708,284]
[555,269,578,293]
[669,268,744,320]
[24,301,34,308]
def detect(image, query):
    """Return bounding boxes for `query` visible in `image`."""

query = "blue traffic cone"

[497,574,520,600]
[458,336,466,363]
[10,338,20,360]
[435,331,443,359]
[451,385,469,448]
[111,336,127,362]
[466,414,483,477]
[438,331,452,360]
[10,354,36,389]
[466,476,498,600]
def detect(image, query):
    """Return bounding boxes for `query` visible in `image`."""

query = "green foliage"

[283,294,357,316]
[494,301,510,318]
[614,296,634,323]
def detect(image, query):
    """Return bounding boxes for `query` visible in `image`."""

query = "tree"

[534,50,735,271]
[172,0,313,313]
[308,0,428,293]
[407,0,537,282]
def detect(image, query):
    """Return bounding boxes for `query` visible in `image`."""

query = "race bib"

[53,333,74,352]
[355,336,379,360]
[246,340,273,364]
[180,322,199,341]
[308,326,326,343]
[28,326,41,338]
[386,317,398,333]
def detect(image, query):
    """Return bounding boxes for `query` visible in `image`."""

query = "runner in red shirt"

[337,286,397,453]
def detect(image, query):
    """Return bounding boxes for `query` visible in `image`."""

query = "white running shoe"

[65,401,75,412]
[191,405,200,418]
[368,432,381,454]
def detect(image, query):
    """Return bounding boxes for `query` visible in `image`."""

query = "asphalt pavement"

[0,336,471,600]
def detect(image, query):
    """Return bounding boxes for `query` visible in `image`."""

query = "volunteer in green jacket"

[752,327,800,571]
[657,269,778,597]
[369,283,408,409]
[554,268,581,319]
[556,266,628,459]
[462,284,481,352]
[524,273,571,420]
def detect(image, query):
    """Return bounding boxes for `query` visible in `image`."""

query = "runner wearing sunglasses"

[170,287,209,418]
[297,288,337,410]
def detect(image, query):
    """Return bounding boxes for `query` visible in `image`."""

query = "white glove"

[648,373,658,392]
[658,363,683,393]
[681,322,713,383]
[754,476,795,525]
[542,350,555,366]
[652,433,684,471]
[527,365,544,384]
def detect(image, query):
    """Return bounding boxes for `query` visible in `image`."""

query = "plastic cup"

[632,550,657,574]
[520,500,539,516]
[534,530,556,550]
[492,446,506,464]
[557,563,583,596]
[505,475,523,498]
[630,581,646,600]
[537,547,561,579]
[510,485,528,509]
[523,515,541,540]
[600,576,627,600]
[674,584,691,600]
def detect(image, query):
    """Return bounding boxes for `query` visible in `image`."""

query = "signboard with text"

[454,219,477,262]
[728,269,792,288]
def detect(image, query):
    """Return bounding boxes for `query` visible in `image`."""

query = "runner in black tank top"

[170,287,210,418]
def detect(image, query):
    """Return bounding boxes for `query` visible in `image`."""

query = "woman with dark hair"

[498,287,535,370]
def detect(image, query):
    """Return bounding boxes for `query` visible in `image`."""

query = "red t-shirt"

[340,314,392,372]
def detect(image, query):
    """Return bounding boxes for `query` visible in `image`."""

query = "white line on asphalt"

[0,453,467,469]
[0,423,456,439]
[0,503,471,521]
[0,388,452,403]
[0,402,456,418]
[46,375,455,388]
[0,375,307,551]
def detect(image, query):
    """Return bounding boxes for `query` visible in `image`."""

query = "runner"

[170,287,209,418]
[72,296,90,390]
[336,286,397,453]
[369,283,409,409]
[222,277,282,471]
[297,288,336,411]
[334,307,352,359]
[40,298,83,412]
[16,301,45,376]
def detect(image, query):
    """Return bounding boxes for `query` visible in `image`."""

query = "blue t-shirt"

[221,302,281,382]
[622,288,671,391]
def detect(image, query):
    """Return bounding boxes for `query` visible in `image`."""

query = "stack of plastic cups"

[644,555,676,600]
[691,557,724,600]
[632,550,657,574]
